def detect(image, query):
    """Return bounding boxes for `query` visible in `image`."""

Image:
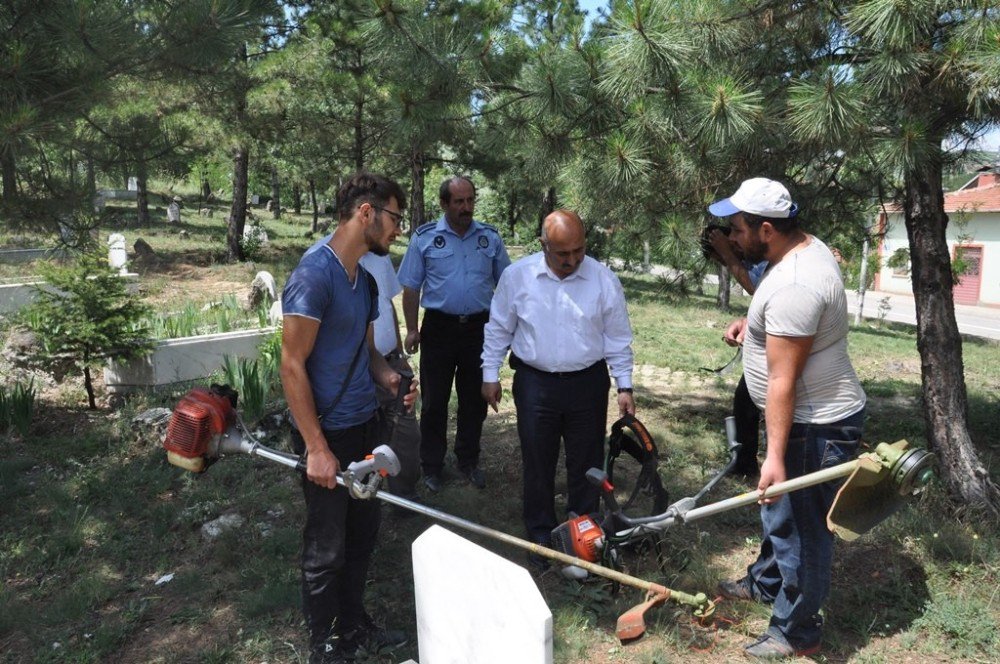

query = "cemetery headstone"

[127,176,138,191]
[248,271,277,309]
[167,197,181,224]
[108,234,128,274]
[412,525,552,664]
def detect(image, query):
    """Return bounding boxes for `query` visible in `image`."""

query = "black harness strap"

[605,414,670,516]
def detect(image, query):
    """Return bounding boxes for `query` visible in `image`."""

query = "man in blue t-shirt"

[280,172,417,664]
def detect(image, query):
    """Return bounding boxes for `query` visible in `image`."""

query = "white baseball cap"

[708,178,798,219]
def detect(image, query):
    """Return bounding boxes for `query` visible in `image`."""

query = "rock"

[178,229,189,239]
[248,270,277,309]
[131,407,173,443]
[2,327,73,380]
[201,512,245,540]
[133,238,155,261]
[199,208,213,217]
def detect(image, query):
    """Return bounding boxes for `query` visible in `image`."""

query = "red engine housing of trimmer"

[163,387,236,472]
[550,514,606,563]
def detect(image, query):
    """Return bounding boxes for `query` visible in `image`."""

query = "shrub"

[0,379,36,437]
[18,252,153,409]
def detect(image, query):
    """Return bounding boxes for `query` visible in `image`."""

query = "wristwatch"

[617,387,633,394]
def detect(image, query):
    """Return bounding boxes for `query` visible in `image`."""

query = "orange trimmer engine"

[163,386,237,473]
[550,514,606,563]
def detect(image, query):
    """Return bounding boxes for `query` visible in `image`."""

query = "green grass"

[1,206,999,662]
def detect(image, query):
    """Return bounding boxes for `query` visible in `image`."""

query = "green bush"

[18,252,153,409]
[0,379,36,437]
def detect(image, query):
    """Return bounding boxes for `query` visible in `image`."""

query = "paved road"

[611,260,1000,342]
[847,289,1000,341]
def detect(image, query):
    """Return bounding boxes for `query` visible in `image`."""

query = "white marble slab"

[412,525,552,664]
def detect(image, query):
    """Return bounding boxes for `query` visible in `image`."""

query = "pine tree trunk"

[353,81,365,170]
[83,365,97,410]
[201,177,211,202]
[309,179,318,232]
[293,183,302,215]
[270,165,281,219]
[537,186,556,236]
[507,191,518,236]
[227,144,249,262]
[86,157,96,199]
[716,264,731,311]
[409,149,425,235]
[1,145,16,202]
[136,159,150,226]
[903,161,999,513]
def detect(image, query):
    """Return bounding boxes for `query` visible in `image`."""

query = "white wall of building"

[877,210,1000,306]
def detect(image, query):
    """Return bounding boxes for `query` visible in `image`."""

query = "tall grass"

[0,379,35,437]
[219,331,282,423]
[143,295,271,340]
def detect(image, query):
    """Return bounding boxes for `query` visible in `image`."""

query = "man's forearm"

[764,377,797,460]
[402,288,420,332]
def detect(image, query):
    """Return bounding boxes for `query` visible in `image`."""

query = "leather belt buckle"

[457,314,470,324]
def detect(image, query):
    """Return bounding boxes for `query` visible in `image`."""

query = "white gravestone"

[412,525,552,664]
[167,201,181,223]
[243,223,269,245]
[127,176,138,191]
[108,234,128,274]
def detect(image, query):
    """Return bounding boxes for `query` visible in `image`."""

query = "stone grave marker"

[108,233,128,274]
[412,525,552,664]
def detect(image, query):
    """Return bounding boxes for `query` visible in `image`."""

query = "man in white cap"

[709,178,866,660]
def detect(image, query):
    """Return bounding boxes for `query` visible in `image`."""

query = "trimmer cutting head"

[828,440,936,541]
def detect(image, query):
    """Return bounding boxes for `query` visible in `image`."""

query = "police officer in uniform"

[398,176,511,492]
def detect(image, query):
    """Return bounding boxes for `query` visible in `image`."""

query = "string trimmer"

[161,385,717,640]
[549,416,937,638]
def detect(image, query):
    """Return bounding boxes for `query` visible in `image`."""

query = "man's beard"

[365,217,390,255]
[742,238,768,263]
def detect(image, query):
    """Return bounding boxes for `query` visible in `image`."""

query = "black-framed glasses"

[372,205,405,229]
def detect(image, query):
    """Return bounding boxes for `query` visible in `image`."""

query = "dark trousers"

[734,374,761,474]
[418,310,488,475]
[511,356,610,544]
[746,408,865,647]
[291,417,381,647]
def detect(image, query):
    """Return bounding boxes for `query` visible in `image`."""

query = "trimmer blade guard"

[615,590,670,642]
[828,440,936,541]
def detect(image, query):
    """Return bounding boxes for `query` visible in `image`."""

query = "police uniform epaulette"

[478,223,500,234]
[414,222,437,235]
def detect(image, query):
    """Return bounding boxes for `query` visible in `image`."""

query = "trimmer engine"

[551,514,606,563]
[163,386,237,472]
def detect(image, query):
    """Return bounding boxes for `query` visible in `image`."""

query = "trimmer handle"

[586,468,622,514]
[393,369,414,414]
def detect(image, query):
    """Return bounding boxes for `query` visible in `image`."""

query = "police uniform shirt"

[397,217,511,315]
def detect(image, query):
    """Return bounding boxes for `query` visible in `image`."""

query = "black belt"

[425,309,489,324]
[510,353,606,378]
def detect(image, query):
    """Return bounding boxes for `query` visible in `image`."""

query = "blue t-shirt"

[281,245,379,430]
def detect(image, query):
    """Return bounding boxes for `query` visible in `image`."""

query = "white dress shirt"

[359,253,403,356]
[481,252,634,388]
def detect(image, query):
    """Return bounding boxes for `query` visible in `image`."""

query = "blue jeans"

[745,408,865,647]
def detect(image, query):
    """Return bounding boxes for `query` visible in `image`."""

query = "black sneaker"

[309,640,349,664]
[423,473,442,493]
[717,577,758,602]
[461,466,486,489]
[338,614,408,657]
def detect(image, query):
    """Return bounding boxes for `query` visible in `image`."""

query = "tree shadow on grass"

[823,543,930,662]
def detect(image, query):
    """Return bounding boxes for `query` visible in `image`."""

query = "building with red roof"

[875,168,1000,306]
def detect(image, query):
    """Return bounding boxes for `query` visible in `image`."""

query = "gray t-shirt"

[743,236,866,424]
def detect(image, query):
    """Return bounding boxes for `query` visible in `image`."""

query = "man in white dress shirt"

[481,210,635,555]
